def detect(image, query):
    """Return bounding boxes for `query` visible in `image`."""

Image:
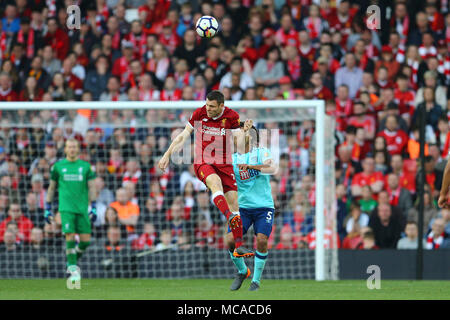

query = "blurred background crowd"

[0,0,450,254]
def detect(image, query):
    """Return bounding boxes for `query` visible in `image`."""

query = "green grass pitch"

[0,279,449,300]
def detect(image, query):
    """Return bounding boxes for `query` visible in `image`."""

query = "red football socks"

[212,192,243,248]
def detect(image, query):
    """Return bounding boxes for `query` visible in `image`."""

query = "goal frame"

[0,99,328,281]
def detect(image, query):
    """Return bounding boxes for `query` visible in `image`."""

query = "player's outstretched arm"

[238,159,277,174]
[158,124,193,172]
[438,158,450,208]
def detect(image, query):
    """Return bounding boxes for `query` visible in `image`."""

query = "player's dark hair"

[206,90,225,105]
[239,122,259,148]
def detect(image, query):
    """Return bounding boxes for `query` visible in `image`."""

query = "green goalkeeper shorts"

[60,211,91,234]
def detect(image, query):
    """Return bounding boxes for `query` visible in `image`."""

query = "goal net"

[0,100,337,281]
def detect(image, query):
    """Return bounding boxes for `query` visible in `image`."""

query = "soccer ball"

[195,16,219,38]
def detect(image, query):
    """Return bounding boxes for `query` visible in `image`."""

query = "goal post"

[0,100,337,281]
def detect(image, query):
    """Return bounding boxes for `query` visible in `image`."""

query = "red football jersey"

[188,105,240,165]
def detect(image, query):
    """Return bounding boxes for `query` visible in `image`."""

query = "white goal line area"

[0,99,337,281]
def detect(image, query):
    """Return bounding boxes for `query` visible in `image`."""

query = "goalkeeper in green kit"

[45,138,97,284]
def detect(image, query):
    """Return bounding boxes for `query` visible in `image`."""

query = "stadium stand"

[0,0,450,268]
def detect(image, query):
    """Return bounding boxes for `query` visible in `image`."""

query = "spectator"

[351,156,384,198]
[386,173,413,216]
[27,55,52,91]
[138,73,160,101]
[194,213,218,248]
[155,229,173,250]
[99,75,128,101]
[104,225,126,251]
[160,76,182,101]
[43,17,69,61]
[345,201,370,236]
[377,115,409,156]
[342,225,370,250]
[2,4,21,34]
[415,70,447,110]
[173,59,194,89]
[173,29,205,71]
[48,72,75,101]
[412,87,443,132]
[390,154,416,194]
[356,230,379,250]
[336,184,349,241]
[0,73,19,101]
[112,39,134,85]
[275,225,297,250]
[375,46,400,83]
[219,57,254,92]
[423,155,443,198]
[23,192,44,229]
[109,187,140,239]
[94,176,115,209]
[145,42,171,88]
[42,222,63,247]
[0,200,34,243]
[252,46,285,97]
[0,229,19,252]
[84,55,111,100]
[425,218,449,249]
[93,206,127,240]
[397,221,427,249]
[27,227,44,251]
[132,222,157,250]
[334,52,363,99]
[166,199,192,244]
[369,203,403,249]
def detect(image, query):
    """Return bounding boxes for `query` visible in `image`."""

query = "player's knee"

[206,175,222,192]
[65,233,75,241]
[256,234,268,252]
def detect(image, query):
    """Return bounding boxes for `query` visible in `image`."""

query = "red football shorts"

[194,163,237,193]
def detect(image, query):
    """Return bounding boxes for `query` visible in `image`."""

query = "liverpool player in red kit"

[158,91,254,258]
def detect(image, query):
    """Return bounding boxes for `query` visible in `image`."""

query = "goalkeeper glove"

[89,202,97,223]
[44,202,54,224]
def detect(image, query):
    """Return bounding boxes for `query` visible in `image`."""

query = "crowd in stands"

[0,0,450,254]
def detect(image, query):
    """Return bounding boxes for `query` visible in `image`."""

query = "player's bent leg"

[205,174,233,221]
[250,233,269,291]
[226,232,250,291]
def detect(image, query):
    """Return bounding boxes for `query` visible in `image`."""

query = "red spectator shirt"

[0,88,18,101]
[313,85,333,100]
[159,32,181,55]
[351,171,384,189]
[138,0,169,25]
[64,73,83,96]
[377,129,408,155]
[348,115,376,137]
[188,105,240,165]
[0,216,34,243]
[44,28,69,61]
[394,88,415,117]
[327,8,356,47]
[112,56,131,85]
[275,28,299,47]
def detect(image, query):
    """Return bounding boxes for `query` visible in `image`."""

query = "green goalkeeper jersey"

[50,158,96,215]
